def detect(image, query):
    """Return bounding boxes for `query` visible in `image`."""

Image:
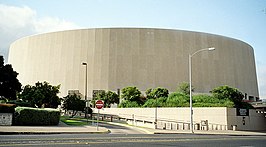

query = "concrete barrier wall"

[95,107,228,130]
[227,108,266,131]
[95,107,266,131]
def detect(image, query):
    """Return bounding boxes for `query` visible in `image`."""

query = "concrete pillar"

[195,123,200,130]
[175,123,178,130]
[232,125,237,131]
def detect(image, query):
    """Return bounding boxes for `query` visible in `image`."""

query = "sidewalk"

[0,122,109,135]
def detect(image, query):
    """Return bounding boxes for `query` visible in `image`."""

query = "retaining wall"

[94,107,266,131]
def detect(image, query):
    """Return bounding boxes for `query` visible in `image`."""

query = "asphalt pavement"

[1,134,266,147]
[1,122,266,147]
[1,120,266,136]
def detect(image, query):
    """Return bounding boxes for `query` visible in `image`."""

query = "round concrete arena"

[8,28,259,99]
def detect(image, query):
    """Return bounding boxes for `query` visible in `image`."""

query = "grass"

[60,116,91,126]
[60,115,129,126]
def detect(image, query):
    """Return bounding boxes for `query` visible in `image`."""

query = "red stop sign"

[95,100,104,109]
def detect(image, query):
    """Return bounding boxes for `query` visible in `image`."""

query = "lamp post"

[155,94,157,129]
[189,47,215,133]
[82,62,88,123]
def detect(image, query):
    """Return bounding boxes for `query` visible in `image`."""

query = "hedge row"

[13,107,60,126]
[119,92,236,108]
[7,100,32,107]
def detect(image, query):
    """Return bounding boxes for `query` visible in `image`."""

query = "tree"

[177,82,194,95]
[106,91,119,107]
[93,90,119,108]
[210,85,244,108]
[19,81,61,108]
[62,93,85,117]
[145,88,153,99]
[121,86,141,102]
[145,87,169,99]
[0,56,22,100]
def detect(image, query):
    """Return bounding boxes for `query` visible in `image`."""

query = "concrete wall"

[227,108,266,131]
[8,28,259,98]
[97,107,227,125]
[96,107,266,131]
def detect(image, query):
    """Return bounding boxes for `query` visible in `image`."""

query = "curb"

[152,130,266,136]
[153,132,266,136]
[0,130,110,135]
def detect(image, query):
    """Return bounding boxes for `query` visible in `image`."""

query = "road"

[98,122,148,134]
[1,123,266,146]
[1,134,266,147]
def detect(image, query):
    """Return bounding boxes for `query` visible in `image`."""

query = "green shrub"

[0,98,7,104]
[14,107,60,126]
[241,102,254,109]
[143,97,167,107]
[7,100,32,107]
[193,94,219,103]
[143,99,157,107]
[118,100,140,108]
[210,85,244,107]
[176,82,194,95]
[219,99,235,108]
[0,104,16,113]
[192,94,234,107]
[164,92,189,107]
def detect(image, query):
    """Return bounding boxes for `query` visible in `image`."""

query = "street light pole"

[189,47,215,134]
[189,54,193,133]
[82,62,88,123]
[155,94,157,129]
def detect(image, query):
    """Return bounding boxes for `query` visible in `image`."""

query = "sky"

[0,0,265,98]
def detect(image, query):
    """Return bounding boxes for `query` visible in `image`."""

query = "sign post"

[95,100,104,131]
